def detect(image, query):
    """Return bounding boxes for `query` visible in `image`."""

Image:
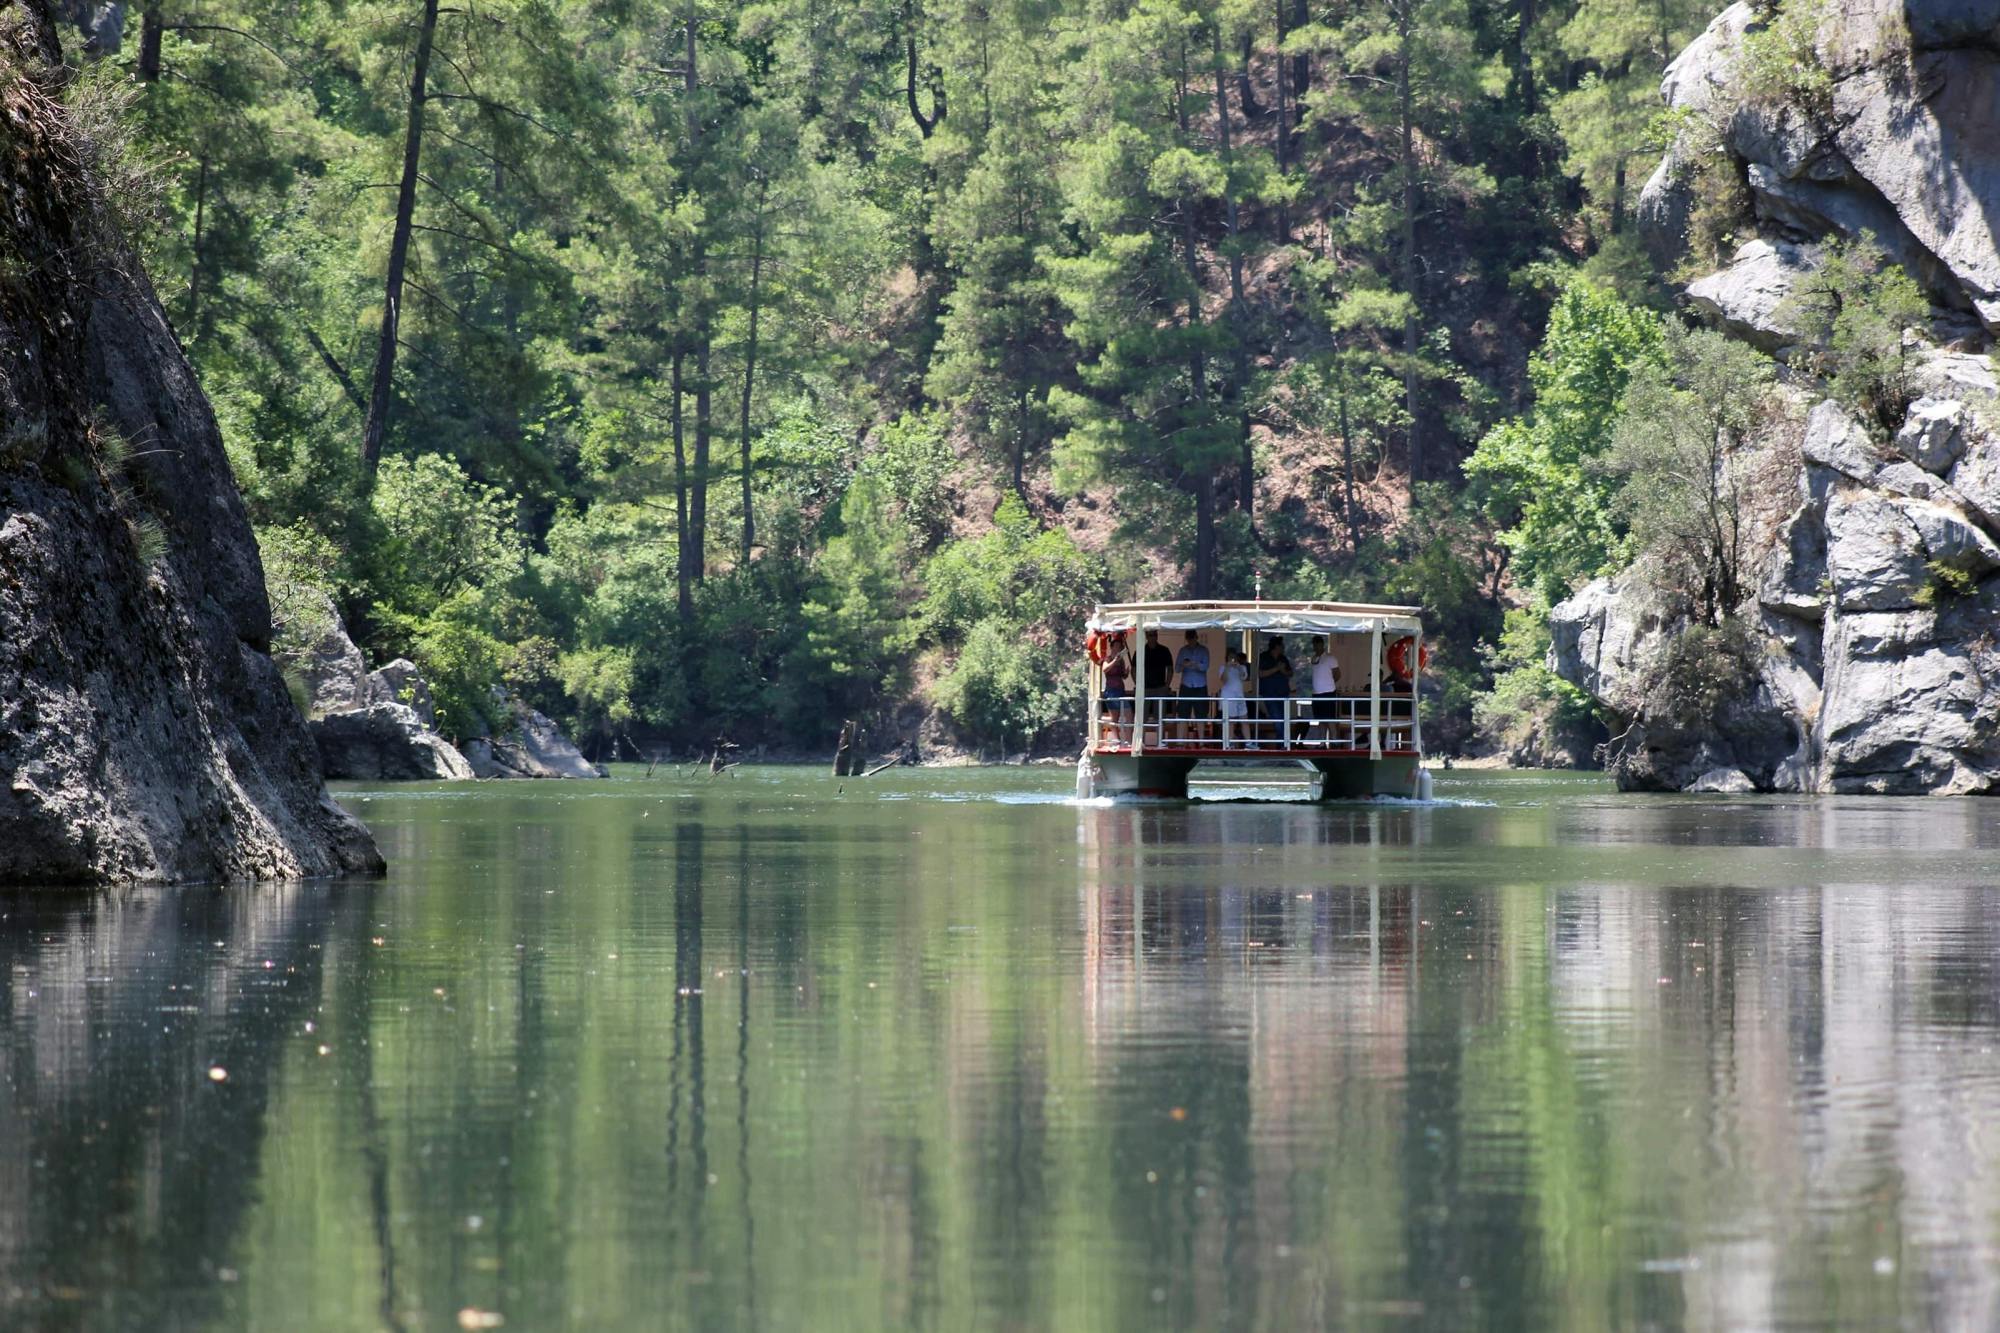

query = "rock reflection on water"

[2,772,1999,1330]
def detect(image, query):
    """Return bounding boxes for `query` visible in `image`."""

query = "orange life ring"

[1086,630,1114,665]
[1385,636,1431,682]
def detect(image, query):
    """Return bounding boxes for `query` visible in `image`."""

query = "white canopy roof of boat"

[1087,599,1423,635]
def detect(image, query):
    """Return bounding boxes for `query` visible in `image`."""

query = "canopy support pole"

[1133,620,1148,756]
[1089,650,1102,751]
[1369,623,1383,761]
[1412,627,1424,756]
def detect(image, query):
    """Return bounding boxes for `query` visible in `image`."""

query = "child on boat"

[1217,649,1249,748]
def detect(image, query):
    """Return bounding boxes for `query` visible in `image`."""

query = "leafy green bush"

[1608,325,1781,625]
[257,521,345,698]
[404,596,511,739]
[1465,280,1663,605]
[1778,236,1928,434]
[861,409,955,551]
[1737,0,1834,116]
[932,620,1082,750]
[1473,608,1601,764]
[919,495,1103,644]
[1646,619,1759,727]
[369,454,523,618]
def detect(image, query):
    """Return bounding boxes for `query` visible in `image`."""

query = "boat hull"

[1089,751,1420,799]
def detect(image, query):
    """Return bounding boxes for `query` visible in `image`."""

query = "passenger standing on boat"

[1257,638,1293,746]
[1309,637,1341,744]
[1142,630,1173,747]
[1173,630,1210,743]
[1217,650,1249,748]
[1101,631,1134,744]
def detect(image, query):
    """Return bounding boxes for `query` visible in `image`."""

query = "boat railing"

[1092,693,1416,753]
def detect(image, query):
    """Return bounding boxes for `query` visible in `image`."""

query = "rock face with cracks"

[0,6,380,884]
[1553,396,2000,794]
[1643,0,2000,335]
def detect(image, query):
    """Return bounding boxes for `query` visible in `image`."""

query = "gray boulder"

[1728,103,1837,184]
[1635,156,1694,269]
[1757,505,1828,621]
[1687,766,1758,794]
[1948,432,2000,536]
[1902,499,2000,574]
[1803,398,1880,478]
[1685,240,1815,352]
[310,704,477,782]
[1897,397,1970,475]
[299,594,374,715]
[1817,601,2000,795]
[1547,575,1650,711]
[1659,2,1753,113]
[461,694,602,779]
[1635,3,1758,267]
[1912,349,1998,404]
[1823,489,1931,611]
[367,658,437,729]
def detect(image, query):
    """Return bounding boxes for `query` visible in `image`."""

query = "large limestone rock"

[1553,384,2000,796]
[1645,0,2000,333]
[299,595,374,715]
[367,658,437,728]
[0,10,378,885]
[1574,0,2000,796]
[1685,240,1815,352]
[461,694,601,779]
[1547,575,1649,710]
[1829,54,2000,331]
[1897,397,1971,475]
[1817,598,2000,795]
[1822,489,1930,610]
[295,609,472,780]
[310,705,477,782]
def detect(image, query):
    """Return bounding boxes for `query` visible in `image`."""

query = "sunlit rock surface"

[1645,0,2000,333]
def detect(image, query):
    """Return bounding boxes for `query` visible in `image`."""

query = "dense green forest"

[61,0,1732,757]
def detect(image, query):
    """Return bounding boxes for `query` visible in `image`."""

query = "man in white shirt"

[1308,636,1342,744]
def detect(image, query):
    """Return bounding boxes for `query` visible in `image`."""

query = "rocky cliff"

[1557,0,2000,794]
[0,6,381,882]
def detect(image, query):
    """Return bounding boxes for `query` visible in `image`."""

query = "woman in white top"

[1217,650,1250,748]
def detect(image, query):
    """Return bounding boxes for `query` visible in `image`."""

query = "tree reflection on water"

[3,772,1999,1330]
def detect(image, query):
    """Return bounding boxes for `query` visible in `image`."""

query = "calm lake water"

[5,767,2000,1330]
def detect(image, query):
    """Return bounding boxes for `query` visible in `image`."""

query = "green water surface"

[5,767,2000,1330]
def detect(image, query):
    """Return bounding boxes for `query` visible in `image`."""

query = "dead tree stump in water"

[832,720,855,776]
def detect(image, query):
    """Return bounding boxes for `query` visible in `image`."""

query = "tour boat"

[1076,599,1430,800]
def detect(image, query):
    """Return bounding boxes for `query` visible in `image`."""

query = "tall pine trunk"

[137,3,161,80]
[362,0,440,477]
[1211,29,1254,520]
[736,175,768,563]
[691,344,711,581]
[683,6,709,580]
[1339,376,1359,553]
[1396,0,1422,489]
[1273,0,1289,182]
[1236,31,1261,118]
[1174,46,1216,595]
[672,351,692,628]
[1290,0,1309,105]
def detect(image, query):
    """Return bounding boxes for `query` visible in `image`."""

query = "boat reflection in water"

[1071,791,2000,1331]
